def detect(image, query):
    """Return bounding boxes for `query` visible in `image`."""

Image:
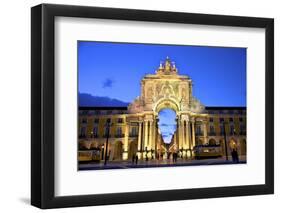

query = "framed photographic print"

[31,3,274,209]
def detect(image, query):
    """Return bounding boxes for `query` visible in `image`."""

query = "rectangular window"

[104,126,110,137]
[229,117,234,122]
[93,127,98,137]
[80,127,86,138]
[116,127,122,136]
[130,127,138,136]
[209,117,214,122]
[209,125,215,135]
[117,118,123,123]
[240,124,246,135]
[195,125,202,135]
[82,118,87,124]
[230,125,234,135]
[219,118,224,123]
[94,118,99,124]
[220,125,225,135]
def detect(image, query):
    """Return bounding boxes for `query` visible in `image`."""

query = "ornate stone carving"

[129,57,205,114]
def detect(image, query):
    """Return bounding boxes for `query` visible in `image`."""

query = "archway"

[208,138,216,146]
[113,141,123,160]
[154,98,180,113]
[128,140,138,159]
[157,108,177,144]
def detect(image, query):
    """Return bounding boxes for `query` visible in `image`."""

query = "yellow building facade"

[78,57,246,162]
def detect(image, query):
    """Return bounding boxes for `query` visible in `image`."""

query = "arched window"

[209,138,216,146]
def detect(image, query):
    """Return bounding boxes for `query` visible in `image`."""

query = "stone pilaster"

[137,121,142,158]
[122,123,129,160]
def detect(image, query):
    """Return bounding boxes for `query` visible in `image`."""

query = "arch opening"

[157,108,177,144]
[154,98,180,113]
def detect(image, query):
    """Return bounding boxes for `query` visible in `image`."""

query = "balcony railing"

[114,134,125,138]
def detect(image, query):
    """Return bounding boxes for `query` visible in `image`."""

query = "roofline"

[205,106,246,110]
[79,106,128,110]
[79,106,246,110]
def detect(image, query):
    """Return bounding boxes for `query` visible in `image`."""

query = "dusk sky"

[78,41,246,106]
[78,41,246,143]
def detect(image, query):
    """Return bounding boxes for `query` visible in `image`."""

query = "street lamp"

[104,120,113,166]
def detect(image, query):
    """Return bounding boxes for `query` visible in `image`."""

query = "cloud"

[102,78,114,88]
[159,123,176,127]
[161,132,174,137]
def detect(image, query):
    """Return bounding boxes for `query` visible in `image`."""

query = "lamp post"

[223,121,228,161]
[104,120,112,166]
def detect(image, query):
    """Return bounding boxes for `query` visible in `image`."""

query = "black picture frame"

[31,3,274,209]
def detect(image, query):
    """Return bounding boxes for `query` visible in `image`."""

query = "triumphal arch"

[126,57,208,159]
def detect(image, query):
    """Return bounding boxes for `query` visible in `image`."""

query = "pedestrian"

[135,154,138,165]
[132,153,135,164]
[234,150,239,163]
[231,149,237,163]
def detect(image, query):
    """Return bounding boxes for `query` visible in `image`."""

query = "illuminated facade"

[78,57,246,162]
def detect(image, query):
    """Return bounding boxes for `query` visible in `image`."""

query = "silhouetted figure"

[173,152,177,163]
[174,152,178,163]
[234,149,239,163]
[231,149,239,163]
[135,154,138,165]
[231,149,235,162]
[132,154,135,164]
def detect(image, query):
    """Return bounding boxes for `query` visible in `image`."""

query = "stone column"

[122,123,129,160]
[137,122,142,158]
[178,119,181,150]
[182,120,186,157]
[191,119,196,148]
[176,118,180,152]
[185,120,190,149]
[148,120,153,158]
[203,120,208,144]
[185,120,190,158]
[180,119,185,158]
[144,121,148,153]
[154,121,158,158]
[151,120,156,159]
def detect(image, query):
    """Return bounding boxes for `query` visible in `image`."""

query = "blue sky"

[78,41,246,107]
[158,109,177,143]
[78,41,246,143]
